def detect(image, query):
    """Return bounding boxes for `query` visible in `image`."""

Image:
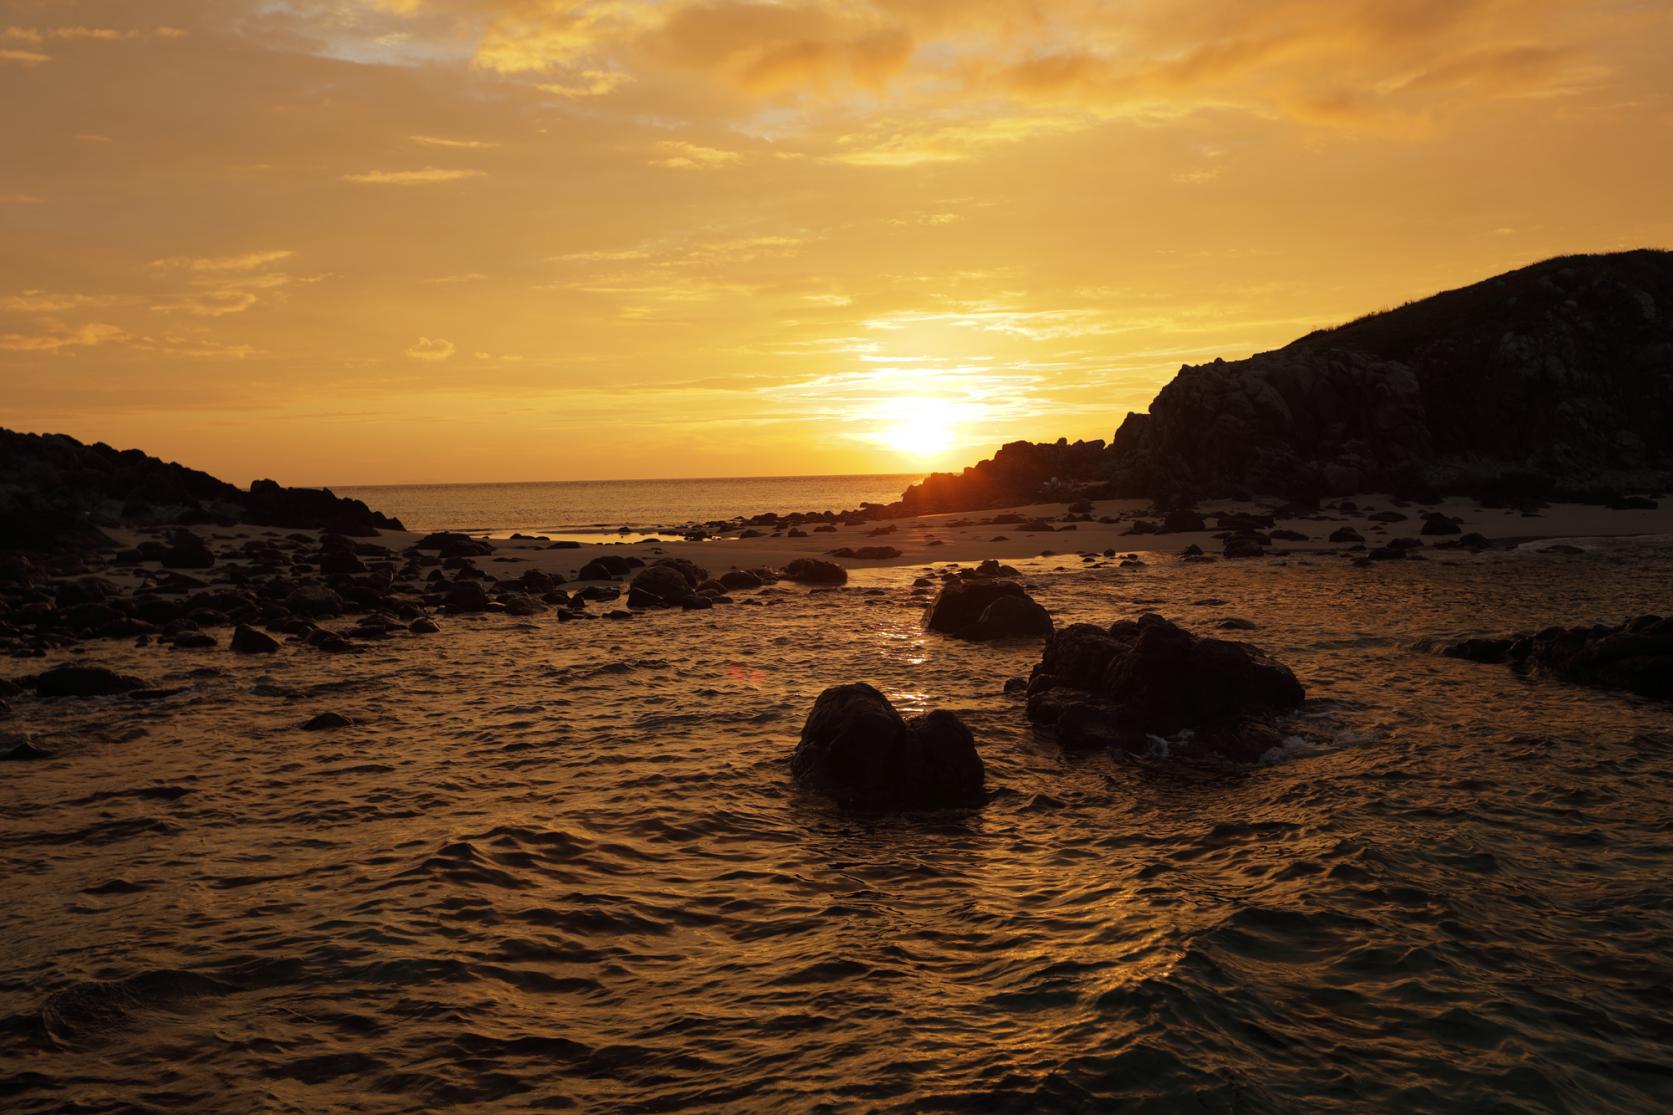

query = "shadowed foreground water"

[2,541,1671,1113]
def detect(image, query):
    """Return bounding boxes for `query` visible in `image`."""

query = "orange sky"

[2,0,1670,486]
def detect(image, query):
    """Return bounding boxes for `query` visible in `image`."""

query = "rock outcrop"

[891,251,1673,511]
[1441,615,1672,700]
[1026,614,1306,762]
[791,683,984,809]
[0,428,403,551]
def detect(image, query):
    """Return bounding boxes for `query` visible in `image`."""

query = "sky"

[2,0,1670,486]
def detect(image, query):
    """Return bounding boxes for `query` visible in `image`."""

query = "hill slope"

[0,429,403,550]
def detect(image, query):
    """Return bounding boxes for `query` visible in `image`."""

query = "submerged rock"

[791,682,984,810]
[1026,614,1305,762]
[301,712,352,731]
[0,737,51,761]
[1441,614,1672,700]
[31,665,148,698]
[230,624,279,654]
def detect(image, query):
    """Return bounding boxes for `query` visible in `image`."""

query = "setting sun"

[873,397,961,459]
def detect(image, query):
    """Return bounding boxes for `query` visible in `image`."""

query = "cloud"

[0,194,44,204]
[411,134,497,148]
[406,336,457,361]
[0,290,120,312]
[342,167,486,184]
[651,140,743,169]
[0,321,128,352]
[536,69,630,97]
[0,47,50,64]
[424,272,488,283]
[151,249,294,272]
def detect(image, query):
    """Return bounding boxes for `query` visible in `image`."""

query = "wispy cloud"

[406,336,456,361]
[151,249,294,272]
[342,167,486,184]
[411,134,497,149]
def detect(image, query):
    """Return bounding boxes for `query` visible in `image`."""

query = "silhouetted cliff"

[0,429,404,550]
[898,250,1673,512]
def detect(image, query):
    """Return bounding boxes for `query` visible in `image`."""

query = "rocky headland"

[891,250,1673,515]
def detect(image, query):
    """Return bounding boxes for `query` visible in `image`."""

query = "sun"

[877,397,958,458]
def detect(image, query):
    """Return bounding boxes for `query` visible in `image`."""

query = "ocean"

[4,537,1671,1111]
[333,474,925,537]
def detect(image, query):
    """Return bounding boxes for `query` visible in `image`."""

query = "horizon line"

[325,470,932,491]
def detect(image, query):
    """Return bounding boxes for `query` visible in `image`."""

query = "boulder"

[230,624,279,654]
[301,712,351,731]
[784,558,847,585]
[498,592,545,616]
[1026,614,1305,762]
[719,569,764,590]
[576,555,641,580]
[33,665,147,698]
[791,682,984,810]
[1441,615,1672,700]
[925,578,1051,640]
[1329,527,1365,543]
[1161,510,1207,533]
[444,581,489,613]
[285,585,344,618]
[628,562,698,608]
[1419,512,1462,536]
[971,594,1055,641]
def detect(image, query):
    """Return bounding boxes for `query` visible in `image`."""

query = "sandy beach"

[407,496,1673,585]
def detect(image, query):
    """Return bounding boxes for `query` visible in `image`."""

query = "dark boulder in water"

[444,581,489,613]
[301,712,352,731]
[229,624,279,654]
[497,592,545,616]
[628,560,703,608]
[719,569,764,590]
[924,578,1051,640]
[1026,614,1305,762]
[784,558,847,585]
[576,555,642,580]
[32,665,148,698]
[792,682,984,810]
[1441,614,1673,700]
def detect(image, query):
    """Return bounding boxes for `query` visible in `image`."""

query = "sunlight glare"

[876,396,959,458]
